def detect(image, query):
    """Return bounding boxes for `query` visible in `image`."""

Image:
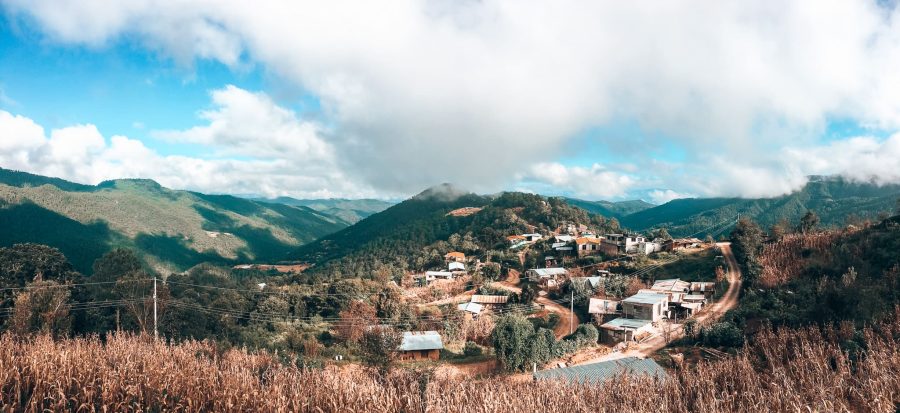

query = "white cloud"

[519,162,637,199]
[0,100,377,199]
[5,0,900,196]
[647,189,692,205]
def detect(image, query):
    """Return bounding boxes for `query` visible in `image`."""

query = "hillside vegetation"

[253,197,394,224]
[621,177,900,237]
[295,185,620,279]
[0,169,348,273]
[563,198,654,219]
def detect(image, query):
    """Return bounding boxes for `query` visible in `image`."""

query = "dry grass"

[758,231,844,287]
[2,312,899,412]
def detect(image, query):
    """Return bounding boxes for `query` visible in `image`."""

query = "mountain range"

[1,168,898,276]
[0,168,349,274]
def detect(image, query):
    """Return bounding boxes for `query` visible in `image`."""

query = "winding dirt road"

[577,242,743,364]
[493,270,580,339]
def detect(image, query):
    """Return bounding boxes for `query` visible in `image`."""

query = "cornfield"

[2,312,899,412]
[759,231,843,287]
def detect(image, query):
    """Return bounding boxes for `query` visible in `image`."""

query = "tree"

[492,314,535,371]
[359,326,403,375]
[335,300,377,344]
[895,197,900,216]
[653,228,673,241]
[10,280,72,338]
[526,328,555,367]
[730,218,764,284]
[798,211,820,234]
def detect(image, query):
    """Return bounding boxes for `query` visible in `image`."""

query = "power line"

[0,278,152,293]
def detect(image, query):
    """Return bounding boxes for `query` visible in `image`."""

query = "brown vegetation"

[2,311,899,412]
[758,231,844,287]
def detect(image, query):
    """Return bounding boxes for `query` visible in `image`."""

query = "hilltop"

[294,185,619,278]
[563,198,654,220]
[620,177,900,237]
[0,168,349,273]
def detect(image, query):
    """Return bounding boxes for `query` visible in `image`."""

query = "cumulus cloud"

[0,89,377,198]
[5,0,900,196]
[647,189,692,205]
[518,162,637,199]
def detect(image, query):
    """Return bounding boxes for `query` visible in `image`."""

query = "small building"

[470,295,509,309]
[444,251,466,262]
[522,233,543,242]
[457,302,484,316]
[424,271,454,282]
[603,234,648,254]
[572,276,602,290]
[398,331,443,361]
[621,291,669,321]
[588,298,619,315]
[448,261,466,272]
[651,279,692,293]
[526,267,569,288]
[690,282,717,297]
[636,241,663,255]
[533,357,667,383]
[554,235,575,243]
[599,318,654,343]
[575,237,603,256]
[507,235,527,246]
[663,238,705,252]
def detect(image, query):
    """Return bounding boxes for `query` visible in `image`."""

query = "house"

[448,261,466,272]
[522,233,543,242]
[599,318,654,343]
[398,331,443,361]
[690,281,717,297]
[588,298,619,315]
[457,302,484,316]
[663,238,705,251]
[636,240,663,255]
[575,237,603,257]
[423,271,454,283]
[470,295,509,309]
[679,294,707,317]
[650,279,691,303]
[444,251,466,262]
[621,291,669,321]
[544,256,559,267]
[525,267,569,288]
[554,235,575,243]
[602,234,648,254]
[533,357,667,383]
[507,235,527,246]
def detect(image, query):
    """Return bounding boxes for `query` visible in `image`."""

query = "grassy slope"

[0,169,348,274]
[620,178,900,237]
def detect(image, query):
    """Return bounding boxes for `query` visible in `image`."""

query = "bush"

[463,341,482,357]
[700,322,744,348]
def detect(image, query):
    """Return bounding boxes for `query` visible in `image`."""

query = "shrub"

[463,341,482,357]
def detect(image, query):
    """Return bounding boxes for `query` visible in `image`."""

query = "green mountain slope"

[563,198,654,219]
[0,169,349,273]
[253,197,394,224]
[294,184,621,278]
[620,177,900,237]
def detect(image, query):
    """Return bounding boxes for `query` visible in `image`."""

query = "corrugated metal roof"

[448,262,465,271]
[600,317,652,330]
[457,302,483,314]
[529,268,568,277]
[533,357,667,383]
[651,278,691,292]
[399,331,444,351]
[623,291,669,305]
[471,295,509,304]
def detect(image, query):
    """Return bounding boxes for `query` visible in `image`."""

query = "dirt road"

[576,242,742,364]
[492,270,579,339]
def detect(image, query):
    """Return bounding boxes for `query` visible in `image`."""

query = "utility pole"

[153,277,158,341]
[570,290,574,335]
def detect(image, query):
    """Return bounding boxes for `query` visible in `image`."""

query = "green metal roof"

[533,357,667,383]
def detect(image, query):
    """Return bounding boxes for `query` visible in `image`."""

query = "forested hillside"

[295,185,620,279]
[725,215,900,330]
[622,177,900,237]
[563,198,653,219]
[252,197,394,224]
[0,169,349,273]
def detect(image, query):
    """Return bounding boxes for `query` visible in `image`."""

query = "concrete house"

[398,331,444,361]
[522,233,544,242]
[526,267,569,288]
[621,291,669,321]
[599,318,654,343]
[603,234,648,254]
[575,237,603,256]
[448,261,466,272]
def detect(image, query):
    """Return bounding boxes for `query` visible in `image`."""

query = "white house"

[448,261,466,272]
[621,291,669,322]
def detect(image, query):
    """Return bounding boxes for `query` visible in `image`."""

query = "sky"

[1,1,900,204]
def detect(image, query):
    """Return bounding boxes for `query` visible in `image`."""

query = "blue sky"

[1,1,899,202]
